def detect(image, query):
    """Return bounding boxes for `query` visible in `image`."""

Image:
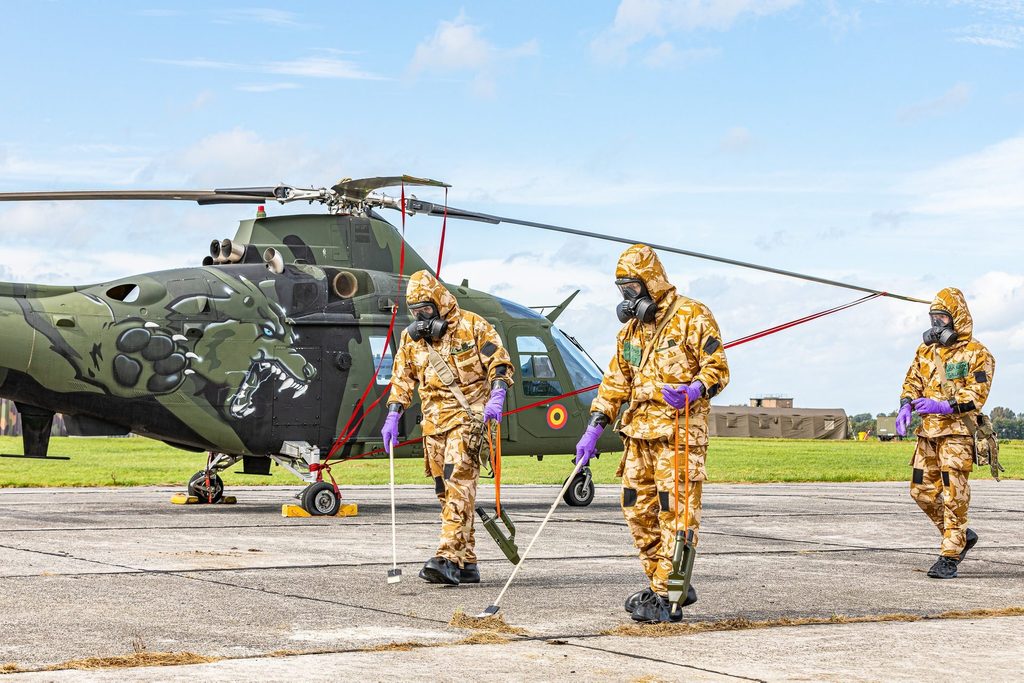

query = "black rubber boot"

[419,556,461,585]
[624,588,653,614]
[625,586,696,613]
[631,592,684,624]
[927,555,960,579]
[959,529,979,562]
[460,563,480,584]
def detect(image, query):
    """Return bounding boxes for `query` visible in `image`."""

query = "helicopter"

[0,175,927,516]
[0,176,620,514]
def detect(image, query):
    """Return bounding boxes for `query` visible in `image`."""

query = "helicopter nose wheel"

[301,481,341,516]
[187,470,224,504]
[562,466,595,507]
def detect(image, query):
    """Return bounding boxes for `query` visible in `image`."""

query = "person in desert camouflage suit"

[575,244,729,623]
[896,286,995,579]
[382,270,514,586]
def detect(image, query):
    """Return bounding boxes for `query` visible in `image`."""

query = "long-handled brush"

[386,441,401,584]
[474,457,586,617]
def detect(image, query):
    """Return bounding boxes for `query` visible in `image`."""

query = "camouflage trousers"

[424,422,480,567]
[910,435,973,557]
[618,436,706,595]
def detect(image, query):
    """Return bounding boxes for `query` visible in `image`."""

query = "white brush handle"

[389,442,398,570]
[489,458,586,608]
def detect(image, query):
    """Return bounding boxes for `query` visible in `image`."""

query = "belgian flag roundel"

[546,404,568,430]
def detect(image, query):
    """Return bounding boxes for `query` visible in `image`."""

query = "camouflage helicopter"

[0,177,619,514]
[0,175,925,515]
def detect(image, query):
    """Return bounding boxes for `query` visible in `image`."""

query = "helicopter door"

[507,331,578,443]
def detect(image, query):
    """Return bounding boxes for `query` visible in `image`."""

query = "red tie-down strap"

[321,183,408,471]
[330,292,885,464]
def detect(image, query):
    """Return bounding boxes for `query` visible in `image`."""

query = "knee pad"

[622,487,637,507]
[912,468,924,485]
[434,476,445,494]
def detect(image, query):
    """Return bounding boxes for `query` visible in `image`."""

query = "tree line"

[850,406,1024,440]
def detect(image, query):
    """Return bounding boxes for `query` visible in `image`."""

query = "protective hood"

[614,244,676,304]
[930,287,973,344]
[406,270,459,323]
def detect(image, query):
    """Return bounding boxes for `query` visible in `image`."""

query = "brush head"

[475,605,500,618]
[387,568,402,584]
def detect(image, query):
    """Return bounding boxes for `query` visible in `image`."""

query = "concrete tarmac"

[1,481,1022,681]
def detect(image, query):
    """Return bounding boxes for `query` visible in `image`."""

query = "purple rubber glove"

[483,385,507,423]
[896,403,913,436]
[575,424,603,466]
[912,397,954,415]
[381,412,400,451]
[662,380,704,410]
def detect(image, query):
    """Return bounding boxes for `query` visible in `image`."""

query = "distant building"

[750,395,793,408]
[710,396,848,439]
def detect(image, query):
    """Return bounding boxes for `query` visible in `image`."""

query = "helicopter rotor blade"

[0,190,266,204]
[332,175,450,200]
[402,200,929,305]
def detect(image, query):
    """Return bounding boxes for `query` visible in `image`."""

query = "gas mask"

[615,278,658,324]
[923,310,958,347]
[407,301,448,341]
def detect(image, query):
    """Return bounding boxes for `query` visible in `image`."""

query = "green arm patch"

[622,341,642,367]
[945,361,969,380]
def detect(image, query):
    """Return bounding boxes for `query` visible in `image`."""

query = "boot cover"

[631,591,684,624]
[419,556,461,585]
[927,555,960,579]
[624,588,654,614]
[959,529,979,562]
[625,585,696,613]
[460,563,480,584]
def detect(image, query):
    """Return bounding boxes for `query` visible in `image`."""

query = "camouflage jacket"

[590,244,730,443]
[901,287,995,438]
[389,270,513,436]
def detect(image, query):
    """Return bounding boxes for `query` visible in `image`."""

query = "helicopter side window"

[515,335,562,397]
[370,336,394,386]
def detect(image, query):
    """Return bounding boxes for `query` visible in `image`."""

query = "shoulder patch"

[622,341,642,367]
[973,370,988,383]
[481,341,498,357]
[703,336,721,355]
[945,361,968,380]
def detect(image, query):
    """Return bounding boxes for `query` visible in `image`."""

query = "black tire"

[563,470,595,507]
[187,470,224,503]
[301,481,340,516]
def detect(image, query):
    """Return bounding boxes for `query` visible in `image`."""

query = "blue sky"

[1,1,1022,415]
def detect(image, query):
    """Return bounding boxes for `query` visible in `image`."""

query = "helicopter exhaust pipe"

[264,247,284,274]
[332,271,359,298]
[210,239,226,264]
[221,239,246,263]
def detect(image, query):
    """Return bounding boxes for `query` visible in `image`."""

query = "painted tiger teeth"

[293,384,308,398]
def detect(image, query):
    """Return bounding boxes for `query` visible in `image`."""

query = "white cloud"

[408,12,539,97]
[901,135,1024,215]
[213,8,303,27]
[897,82,972,122]
[954,23,1024,47]
[151,55,385,81]
[718,126,755,153]
[235,83,301,93]
[642,42,720,68]
[591,0,802,64]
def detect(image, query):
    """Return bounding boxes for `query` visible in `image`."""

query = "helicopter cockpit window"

[551,326,603,406]
[106,284,140,303]
[516,335,562,397]
[497,297,546,320]
[370,336,394,386]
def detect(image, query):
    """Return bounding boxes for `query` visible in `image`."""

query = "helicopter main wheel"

[562,467,595,507]
[187,470,224,504]
[301,481,341,516]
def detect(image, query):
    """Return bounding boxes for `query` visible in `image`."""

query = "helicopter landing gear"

[187,470,224,504]
[562,466,595,507]
[300,481,341,516]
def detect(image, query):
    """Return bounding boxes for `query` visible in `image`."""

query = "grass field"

[0,436,1020,488]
